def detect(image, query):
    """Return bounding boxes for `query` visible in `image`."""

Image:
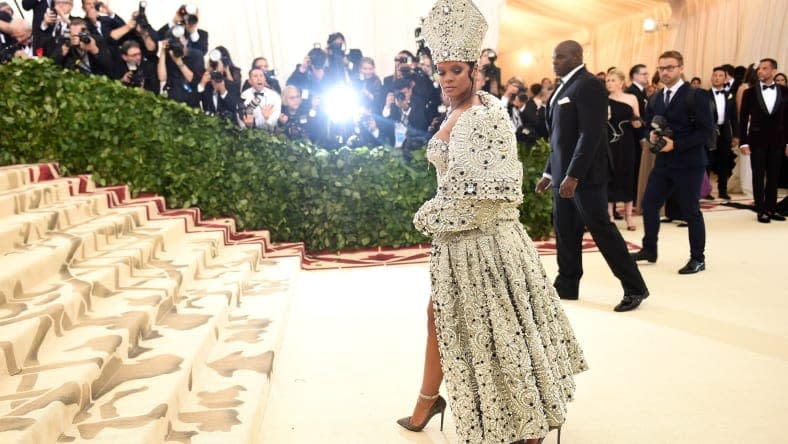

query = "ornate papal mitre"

[421,0,488,64]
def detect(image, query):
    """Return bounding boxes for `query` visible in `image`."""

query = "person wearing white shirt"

[239,68,281,131]
[708,66,739,200]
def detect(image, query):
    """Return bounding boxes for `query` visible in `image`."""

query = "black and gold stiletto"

[396,392,447,432]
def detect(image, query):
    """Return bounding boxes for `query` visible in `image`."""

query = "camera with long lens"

[210,70,224,82]
[243,95,262,116]
[136,1,154,33]
[208,49,229,70]
[178,4,198,26]
[127,64,144,87]
[394,91,406,102]
[166,25,185,58]
[54,30,72,49]
[0,42,23,64]
[94,1,103,11]
[516,86,528,103]
[78,30,92,44]
[648,115,674,154]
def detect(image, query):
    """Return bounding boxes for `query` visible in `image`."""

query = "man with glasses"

[631,50,714,275]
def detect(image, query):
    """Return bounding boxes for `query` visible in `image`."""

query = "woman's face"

[776,74,787,87]
[606,74,622,93]
[436,61,474,103]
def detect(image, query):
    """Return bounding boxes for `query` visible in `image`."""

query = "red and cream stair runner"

[0,163,300,443]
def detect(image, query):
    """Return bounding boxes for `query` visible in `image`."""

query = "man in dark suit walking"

[631,50,714,274]
[536,40,649,312]
[709,66,739,200]
[739,58,788,223]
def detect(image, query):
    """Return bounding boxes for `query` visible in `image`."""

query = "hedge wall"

[0,58,552,251]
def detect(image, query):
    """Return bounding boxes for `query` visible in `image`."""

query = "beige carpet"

[260,208,788,444]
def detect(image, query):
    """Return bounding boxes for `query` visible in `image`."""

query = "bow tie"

[724,82,731,88]
[254,92,265,97]
[762,84,776,90]
[715,90,725,95]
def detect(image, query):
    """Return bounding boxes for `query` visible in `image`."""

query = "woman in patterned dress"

[395,1,587,443]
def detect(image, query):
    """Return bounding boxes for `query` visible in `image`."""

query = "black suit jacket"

[643,83,713,169]
[739,84,788,148]
[22,0,51,47]
[708,88,739,141]
[544,67,612,187]
[625,83,647,118]
[200,87,240,120]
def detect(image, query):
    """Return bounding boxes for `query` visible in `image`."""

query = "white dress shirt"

[550,63,585,107]
[240,86,281,130]
[761,82,777,114]
[712,88,726,125]
[663,79,684,105]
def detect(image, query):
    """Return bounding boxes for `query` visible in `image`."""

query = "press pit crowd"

[1,1,786,220]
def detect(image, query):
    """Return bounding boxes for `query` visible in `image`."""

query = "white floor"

[260,209,788,443]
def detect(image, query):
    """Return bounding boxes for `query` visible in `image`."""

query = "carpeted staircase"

[0,163,301,443]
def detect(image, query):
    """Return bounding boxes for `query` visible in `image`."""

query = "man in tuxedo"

[626,64,649,204]
[34,0,76,57]
[535,40,649,312]
[81,0,124,44]
[708,66,739,200]
[51,17,114,76]
[631,51,714,274]
[739,58,788,223]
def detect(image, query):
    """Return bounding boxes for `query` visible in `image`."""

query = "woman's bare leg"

[608,202,615,223]
[625,200,635,227]
[407,301,444,425]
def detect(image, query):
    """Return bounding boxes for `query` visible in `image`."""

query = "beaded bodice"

[414,91,524,237]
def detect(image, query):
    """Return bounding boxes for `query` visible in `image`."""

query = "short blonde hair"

[607,69,625,82]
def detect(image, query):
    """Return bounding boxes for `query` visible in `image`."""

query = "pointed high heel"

[396,393,447,432]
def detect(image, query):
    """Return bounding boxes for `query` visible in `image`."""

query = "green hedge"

[0,58,552,251]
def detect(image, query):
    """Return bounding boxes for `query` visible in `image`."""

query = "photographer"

[479,48,501,97]
[631,50,714,275]
[324,31,351,86]
[35,0,76,57]
[277,85,313,141]
[107,4,157,60]
[115,39,157,93]
[382,77,430,148]
[239,67,281,131]
[157,24,204,107]
[286,47,329,99]
[347,104,395,148]
[376,50,416,114]
[197,60,240,121]
[80,0,124,43]
[352,56,382,108]
[51,18,113,76]
[0,19,34,62]
[157,4,207,54]
[203,46,241,95]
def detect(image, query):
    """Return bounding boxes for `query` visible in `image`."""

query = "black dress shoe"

[719,193,731,200]
[678,259,705,274]
[558,293,579,300]
[613,212,623,220]
[769,212,786,221]
[614,293,649,312]
[630,249,657,263]
[757,213,771,223]
[659,217,673,223]
[703,194,715,200]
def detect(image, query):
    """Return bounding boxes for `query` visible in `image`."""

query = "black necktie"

[715,90,724,95]
[763,84,776,90]
[665,89,672,104]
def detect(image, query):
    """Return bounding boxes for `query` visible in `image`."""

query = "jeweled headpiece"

[421,0,488,64]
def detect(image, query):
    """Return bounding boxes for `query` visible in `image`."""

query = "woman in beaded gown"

[396,1,587,443]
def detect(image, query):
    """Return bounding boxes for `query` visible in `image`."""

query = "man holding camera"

[35,0,76,56]
[240,67,281,131]
[157,24,203,107]
[157,4,207,54]
[80,0,123,42]
[115,39,157,92]
[631,50,714,274]
[51,17,113,76]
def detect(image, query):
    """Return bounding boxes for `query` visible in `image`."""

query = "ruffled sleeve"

[414,91,523,236]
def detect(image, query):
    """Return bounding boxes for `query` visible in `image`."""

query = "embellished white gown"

[414,91,587,443]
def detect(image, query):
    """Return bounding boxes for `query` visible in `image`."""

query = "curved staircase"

[0,164,301,443]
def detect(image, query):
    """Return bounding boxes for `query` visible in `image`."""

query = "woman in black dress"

[605,69,642,230]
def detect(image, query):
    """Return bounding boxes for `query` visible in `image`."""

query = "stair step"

[166,256,300,443]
